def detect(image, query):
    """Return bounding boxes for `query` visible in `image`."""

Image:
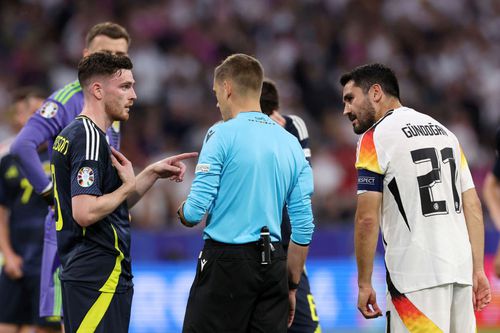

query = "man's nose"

[343,104,350,115]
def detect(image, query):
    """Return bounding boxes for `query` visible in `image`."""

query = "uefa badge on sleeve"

[77,167,95,187]
[39,102,59,118]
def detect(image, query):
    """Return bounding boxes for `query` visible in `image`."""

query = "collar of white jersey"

[364,108,396,132]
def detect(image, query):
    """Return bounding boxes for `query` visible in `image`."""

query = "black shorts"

[61,281,132,333]
[183,240,288,333]
[0,272,60,327]
[288,271,321,333]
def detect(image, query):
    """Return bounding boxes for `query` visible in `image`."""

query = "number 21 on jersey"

[411,147,460,217]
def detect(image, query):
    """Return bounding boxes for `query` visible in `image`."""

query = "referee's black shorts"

[61,281,133,333]
[183,239,288,333]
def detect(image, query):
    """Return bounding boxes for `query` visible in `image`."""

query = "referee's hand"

[288,289,297,328]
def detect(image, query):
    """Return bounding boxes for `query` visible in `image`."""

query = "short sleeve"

[355,128,385,175]
[69,125,103,197]
[459,146,475,192]
[287,115,311,160]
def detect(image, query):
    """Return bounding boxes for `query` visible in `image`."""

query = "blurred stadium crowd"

[0,0,499,230]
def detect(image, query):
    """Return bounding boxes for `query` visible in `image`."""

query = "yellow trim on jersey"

[51,164,64,231]
[99,224,125,293]
[460,146,469,170]
[76,224,124,332]
[355,128,383,174]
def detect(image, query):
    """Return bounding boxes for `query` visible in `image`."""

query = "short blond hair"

[214,54,263,95]
[85,22,131,47]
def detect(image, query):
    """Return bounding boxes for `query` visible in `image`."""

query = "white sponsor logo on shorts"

[200,259,207,272]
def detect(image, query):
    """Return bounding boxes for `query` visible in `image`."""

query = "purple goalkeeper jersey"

[10,80,121,193]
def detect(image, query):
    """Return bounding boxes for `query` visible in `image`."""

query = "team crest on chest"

[39,102,58,118]
[77,167,95,187]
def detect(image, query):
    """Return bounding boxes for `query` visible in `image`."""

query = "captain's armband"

[357,169,383,193]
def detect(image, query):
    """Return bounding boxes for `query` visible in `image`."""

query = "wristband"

[40,186,54,206]
[177,201,195,228]
[288,280,299,290]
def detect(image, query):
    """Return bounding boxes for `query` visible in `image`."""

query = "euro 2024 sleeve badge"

[39,101,59,118]
[77,167,95,187]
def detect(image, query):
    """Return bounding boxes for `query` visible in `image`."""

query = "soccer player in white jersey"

[340,63,491,332]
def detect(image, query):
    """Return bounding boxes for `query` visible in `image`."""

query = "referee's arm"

[179,125,224,226]
[286,161,314,285]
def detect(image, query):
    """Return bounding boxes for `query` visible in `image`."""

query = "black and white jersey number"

[411,147,461,217]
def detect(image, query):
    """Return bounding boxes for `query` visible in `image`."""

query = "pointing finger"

[169,152,199,162]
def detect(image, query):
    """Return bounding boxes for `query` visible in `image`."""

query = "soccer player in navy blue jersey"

[483,128,500,278]
[260,79,321,333]
[0,88,60,333]
[52,52,196,332]
[10,22,130,321]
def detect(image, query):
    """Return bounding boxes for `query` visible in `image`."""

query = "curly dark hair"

[78,52,133,88]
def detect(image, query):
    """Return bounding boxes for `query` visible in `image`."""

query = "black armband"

[40,186,54,206]
[288,280,299,290]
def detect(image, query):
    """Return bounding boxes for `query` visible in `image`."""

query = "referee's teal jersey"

[182,111,314,245]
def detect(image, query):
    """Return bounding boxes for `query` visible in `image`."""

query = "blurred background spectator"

[0,0,498,230]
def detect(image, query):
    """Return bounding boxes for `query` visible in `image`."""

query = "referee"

[178,53,315,332]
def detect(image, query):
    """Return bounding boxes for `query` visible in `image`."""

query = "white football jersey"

[355,107,474,293]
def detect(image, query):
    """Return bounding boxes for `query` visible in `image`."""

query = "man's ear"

[90,82,103,100]
[370,83,383,103]
[223,80,232,99]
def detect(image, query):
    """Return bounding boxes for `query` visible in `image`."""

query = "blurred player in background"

[340,63,490,332]
[0,88,60,333]
[260,79,321,333]
[483,128,500,278]
[10,22,130,322]
[178,54,314,332]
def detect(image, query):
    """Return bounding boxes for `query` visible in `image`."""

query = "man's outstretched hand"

[150,152,198,182]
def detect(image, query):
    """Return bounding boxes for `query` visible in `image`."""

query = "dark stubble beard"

[105,99,128,122]
[353,99,376,134]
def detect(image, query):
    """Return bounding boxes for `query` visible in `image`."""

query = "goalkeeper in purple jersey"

[10,22,131,320]
[260,79,321,333]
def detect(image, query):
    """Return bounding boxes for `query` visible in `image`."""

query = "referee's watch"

[177,201,195,228]
[288,280,299,291]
